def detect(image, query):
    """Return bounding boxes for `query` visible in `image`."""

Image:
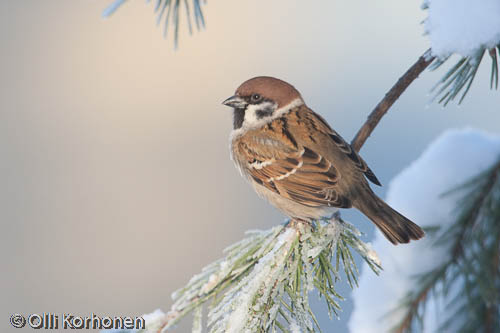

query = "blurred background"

[1,0,499,332]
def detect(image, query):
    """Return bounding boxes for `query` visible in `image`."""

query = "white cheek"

[243,104,260,125]
[243,102,276,128]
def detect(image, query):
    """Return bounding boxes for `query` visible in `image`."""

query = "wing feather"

[237,136,351,208]
[233,105,380,210]
[291,106,381,186]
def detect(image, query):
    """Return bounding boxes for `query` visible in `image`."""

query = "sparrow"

[222,76,424,244]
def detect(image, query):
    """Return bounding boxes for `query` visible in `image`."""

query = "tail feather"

[354,190,424,245]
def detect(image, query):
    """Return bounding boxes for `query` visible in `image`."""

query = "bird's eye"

[251,94,262,102]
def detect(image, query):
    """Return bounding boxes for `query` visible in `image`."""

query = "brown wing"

[235,122,351,208]
[293,108,381,186]
[327,129,381,186]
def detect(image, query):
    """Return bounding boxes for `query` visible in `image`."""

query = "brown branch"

[393,266,447,333]
[351,49,435,152]
[395,287,431,333]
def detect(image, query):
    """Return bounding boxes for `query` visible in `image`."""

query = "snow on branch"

[349,128,500,333]
[422,0,500,104]
[423,0,500,59]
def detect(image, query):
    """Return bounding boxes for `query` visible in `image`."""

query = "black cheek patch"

[256,107,274,119]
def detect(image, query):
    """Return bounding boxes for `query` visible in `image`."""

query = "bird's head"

[222,76,304,130]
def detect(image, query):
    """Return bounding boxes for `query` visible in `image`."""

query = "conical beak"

[222,95,247,108]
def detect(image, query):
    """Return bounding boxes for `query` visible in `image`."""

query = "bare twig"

[351,49,435,152]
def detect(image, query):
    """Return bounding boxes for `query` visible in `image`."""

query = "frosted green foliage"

[113,216,381,333]
[429,48,499,105]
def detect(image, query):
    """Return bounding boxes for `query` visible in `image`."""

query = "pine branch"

[102,0,206,47]
[136,219,380,332]
[449,160,500,259]
[420,0,500,106]
[426,46,499,106]
[351,49,435,152]
[392,158,500,333]
[109,219,380,332]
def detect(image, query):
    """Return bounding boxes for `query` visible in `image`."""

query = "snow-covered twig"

[423,0,500,105]
[134,218,381,332]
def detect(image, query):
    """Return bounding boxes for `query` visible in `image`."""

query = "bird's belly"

[252,182,337,220]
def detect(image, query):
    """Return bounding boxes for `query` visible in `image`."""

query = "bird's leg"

[286,218,315,233]
[326,211,344,226]
[331,211,341,221]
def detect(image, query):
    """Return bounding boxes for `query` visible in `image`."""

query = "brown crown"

[235,76,303,108]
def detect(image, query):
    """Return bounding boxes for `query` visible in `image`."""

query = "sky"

[1,1,499,332]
